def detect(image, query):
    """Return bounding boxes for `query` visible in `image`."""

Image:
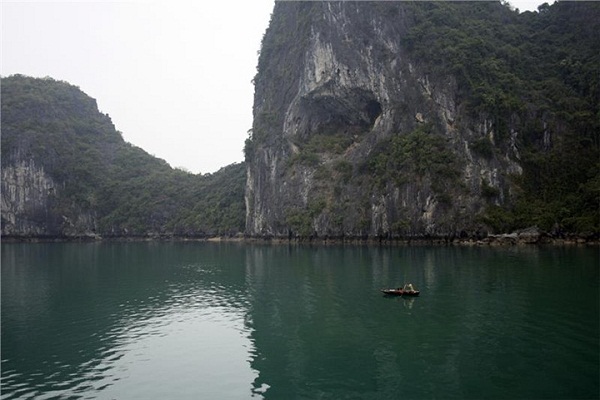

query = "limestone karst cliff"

[1,159,77,236]
[1,75,246,238]
[2,2,598,240]
[244,1,599,239]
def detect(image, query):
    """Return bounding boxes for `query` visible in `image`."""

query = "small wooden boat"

[381,284,420,297]
[381,288,420,296]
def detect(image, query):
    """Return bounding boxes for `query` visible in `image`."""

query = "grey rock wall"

[245,2,522,239]
[1,158,97,238]
[1,159,56,236]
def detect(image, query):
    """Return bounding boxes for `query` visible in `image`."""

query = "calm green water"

[1,242,598,399]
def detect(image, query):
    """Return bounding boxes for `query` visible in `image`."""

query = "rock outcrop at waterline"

[244,1,599,240]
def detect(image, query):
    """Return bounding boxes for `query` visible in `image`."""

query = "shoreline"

[2,233,598,246]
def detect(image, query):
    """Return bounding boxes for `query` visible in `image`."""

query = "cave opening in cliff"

[366,100,382,125]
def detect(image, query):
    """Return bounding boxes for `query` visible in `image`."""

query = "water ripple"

[3,244,597,399]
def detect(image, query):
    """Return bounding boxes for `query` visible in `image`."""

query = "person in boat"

[404,283,415,292]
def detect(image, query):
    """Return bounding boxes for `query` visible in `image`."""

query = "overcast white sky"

[2,0,547,174]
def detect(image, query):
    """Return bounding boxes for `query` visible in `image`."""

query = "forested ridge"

[1,75,245,238]
[403,1,599,235]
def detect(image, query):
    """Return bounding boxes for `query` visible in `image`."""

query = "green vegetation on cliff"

[368,123,461,190]
[4,1,599,240]
[245,1,598,238]
[404,1,599,234]
[1,75,245,237]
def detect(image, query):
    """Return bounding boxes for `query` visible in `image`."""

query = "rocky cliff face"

[2,159,58,236]
[1,76,106,238]
[245,2,522,239]
[1,75,246,239]
[1,159,97,238]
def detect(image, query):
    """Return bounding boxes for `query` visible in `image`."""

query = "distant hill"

[244,1,599,240]
[1,75,245,238]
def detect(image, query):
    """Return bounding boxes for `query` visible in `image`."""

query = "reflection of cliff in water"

[3,243,597,399]
[1,242,258,399]
[242,245,600,399]
[243,244,432,399]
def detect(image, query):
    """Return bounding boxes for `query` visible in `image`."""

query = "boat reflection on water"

[380,290,417,309]
[403,296,416,309]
